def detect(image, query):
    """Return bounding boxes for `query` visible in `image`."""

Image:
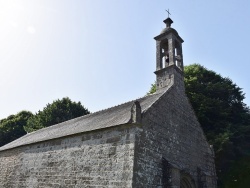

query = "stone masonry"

[133,78,216,187]
[0,125,139,187]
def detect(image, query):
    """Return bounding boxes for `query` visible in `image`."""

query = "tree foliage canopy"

[0,97,90,146]
[0,111,33,146]
[149,64,250,187]
[184,65,250,187]
[24,97,90,133]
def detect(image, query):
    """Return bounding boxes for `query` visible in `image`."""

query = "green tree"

[184,64,248,136]
[147,81,156,95]
[184,65,250,187]
[148,64,250,187]
[0,111,33,146]
[24,97,90,133]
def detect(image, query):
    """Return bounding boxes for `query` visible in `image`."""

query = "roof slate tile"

[0,85,172,151]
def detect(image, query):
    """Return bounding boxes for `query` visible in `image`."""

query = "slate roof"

[0,85,172,152]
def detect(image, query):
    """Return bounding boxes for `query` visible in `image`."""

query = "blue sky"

[1,0,250,119]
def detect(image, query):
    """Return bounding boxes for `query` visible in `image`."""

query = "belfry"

[154,16,185,91]
[155,17,184,70]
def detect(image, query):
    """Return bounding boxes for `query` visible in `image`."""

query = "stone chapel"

[0,16,217,188]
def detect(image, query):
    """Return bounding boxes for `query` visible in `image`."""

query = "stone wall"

[0,125,138,188]
[133,85,217,188]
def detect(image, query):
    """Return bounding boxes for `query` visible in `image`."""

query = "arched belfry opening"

[160,38,183,70]
[180,175,196,188]
[154,16,184,90]
[175,40,183,70]
[161,40,169,68]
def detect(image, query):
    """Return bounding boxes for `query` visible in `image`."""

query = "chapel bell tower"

[154,16,184,91]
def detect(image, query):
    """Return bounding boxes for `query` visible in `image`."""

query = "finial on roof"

[166,9,171,18]
[164,9,173,28]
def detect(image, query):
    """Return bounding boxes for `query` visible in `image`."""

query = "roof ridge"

[0,86,172,152]
[85,90,164,117]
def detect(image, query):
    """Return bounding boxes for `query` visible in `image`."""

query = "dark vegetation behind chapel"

[149,64,250,188]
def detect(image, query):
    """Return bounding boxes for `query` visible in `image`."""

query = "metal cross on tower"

[166,9,171,18]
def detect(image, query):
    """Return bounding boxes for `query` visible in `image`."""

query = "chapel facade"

[0,16,217,188]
